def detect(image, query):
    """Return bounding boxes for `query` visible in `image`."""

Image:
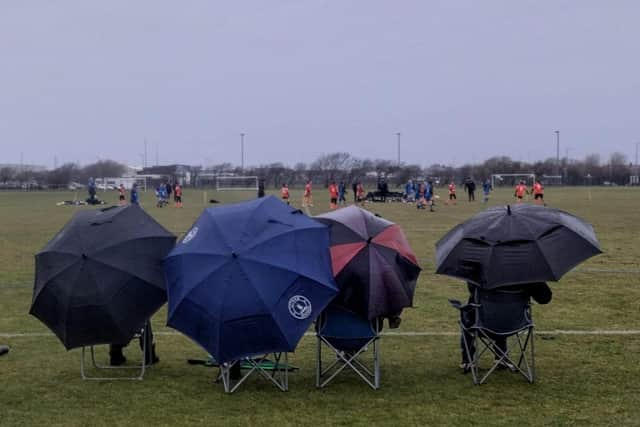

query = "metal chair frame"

[451,294,535,385]
[80,324,151,381]
[217,352,289,393]
[315,309,382,390]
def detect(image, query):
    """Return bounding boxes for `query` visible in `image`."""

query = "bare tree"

[0,167,14,183]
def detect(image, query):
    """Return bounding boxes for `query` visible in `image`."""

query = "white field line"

[3,330,640,338]
[1,267,638,290]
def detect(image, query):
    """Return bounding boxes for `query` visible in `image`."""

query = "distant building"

[0,163,47,173]
[138,164,192,186]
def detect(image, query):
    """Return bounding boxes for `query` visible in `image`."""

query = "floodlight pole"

[396,132,401,167]
[240,133,245,171]
[635,141,639,174]
[555,130,560,177]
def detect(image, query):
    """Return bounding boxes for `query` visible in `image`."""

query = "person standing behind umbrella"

[165,181,172,202]
[514,181,528,203]
[303,180,314,208]
[482,179,492,204]
[446,180,457,206]
[352,179,358,203]
[338,180,347,205]
[405,180,415,203]
[459,282,552,372]
[87,178,97,204]
[356,181,365,206]
[130,182,139,205]
[118,184,126,206]
[280,183,290,205]
[174,183,183,208]
[416,182,426,209]
[328,180,338,210]
[532,179,545,206]
[425,180,435,212]
[464,177,476,202]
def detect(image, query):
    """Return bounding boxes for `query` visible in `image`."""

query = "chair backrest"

[474,288,532,335]
[317,305,381,352]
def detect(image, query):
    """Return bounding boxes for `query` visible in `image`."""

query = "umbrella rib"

[203,211,233,252]
[235,261,295,350]
[369,247,415,317]
[241,223,326,253]
[166,255,231,319]
[88,257,156,287]
[532,235,565,281]
[236,200,267,249]
[32,258,82,301]
[374,247,414,303]
[535,239,559,280]
[90,235,175,258]
[240,256,335,291]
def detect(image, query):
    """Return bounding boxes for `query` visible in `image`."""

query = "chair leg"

[317,336,380,389]
[316,334,321,388]
[460,324,478,385]
[373,337,380,389]
[530,328,535,383]
[220,354,289,393]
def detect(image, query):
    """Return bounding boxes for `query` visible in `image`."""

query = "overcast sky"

[1,1,639,169]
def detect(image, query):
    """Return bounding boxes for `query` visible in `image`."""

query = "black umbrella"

[435,204,601,289]
[30,205,176,349]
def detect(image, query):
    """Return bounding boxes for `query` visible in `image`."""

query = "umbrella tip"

[507,205,511,215]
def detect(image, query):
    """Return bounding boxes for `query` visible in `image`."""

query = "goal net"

[490,173,535,188]
[216,175,259,191]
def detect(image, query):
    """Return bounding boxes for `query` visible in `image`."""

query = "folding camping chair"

[316,305,382,389]
[217,353,291,393]
[80,321,152,381]
[449,288,535,385]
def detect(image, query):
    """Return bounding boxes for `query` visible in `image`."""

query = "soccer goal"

[216,175,259,191]
[134,176,148,192]
[490,173,536,188]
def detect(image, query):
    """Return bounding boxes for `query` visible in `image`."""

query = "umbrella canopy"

[435,204,602,289]
[30,205,176,349]
[315,206,421,320]
[164,196,338,364]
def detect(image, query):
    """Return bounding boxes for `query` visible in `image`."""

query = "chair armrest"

[448,299,480,311]
[448,299,463,309]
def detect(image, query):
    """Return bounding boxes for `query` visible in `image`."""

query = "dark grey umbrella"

[30,205,176,349]
[435,204,601,289]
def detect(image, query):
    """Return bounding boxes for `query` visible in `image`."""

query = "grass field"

[1,187,639,426]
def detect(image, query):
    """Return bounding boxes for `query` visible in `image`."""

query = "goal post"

[490,173,536,188]
[215,175,259,191]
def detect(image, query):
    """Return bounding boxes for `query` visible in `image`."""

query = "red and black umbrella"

[315,206,421,320]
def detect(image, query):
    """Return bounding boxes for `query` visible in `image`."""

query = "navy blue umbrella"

[164,196,338,363]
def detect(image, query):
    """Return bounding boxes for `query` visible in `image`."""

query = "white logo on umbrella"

[288,295,312,320]
[182,226,199,244]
